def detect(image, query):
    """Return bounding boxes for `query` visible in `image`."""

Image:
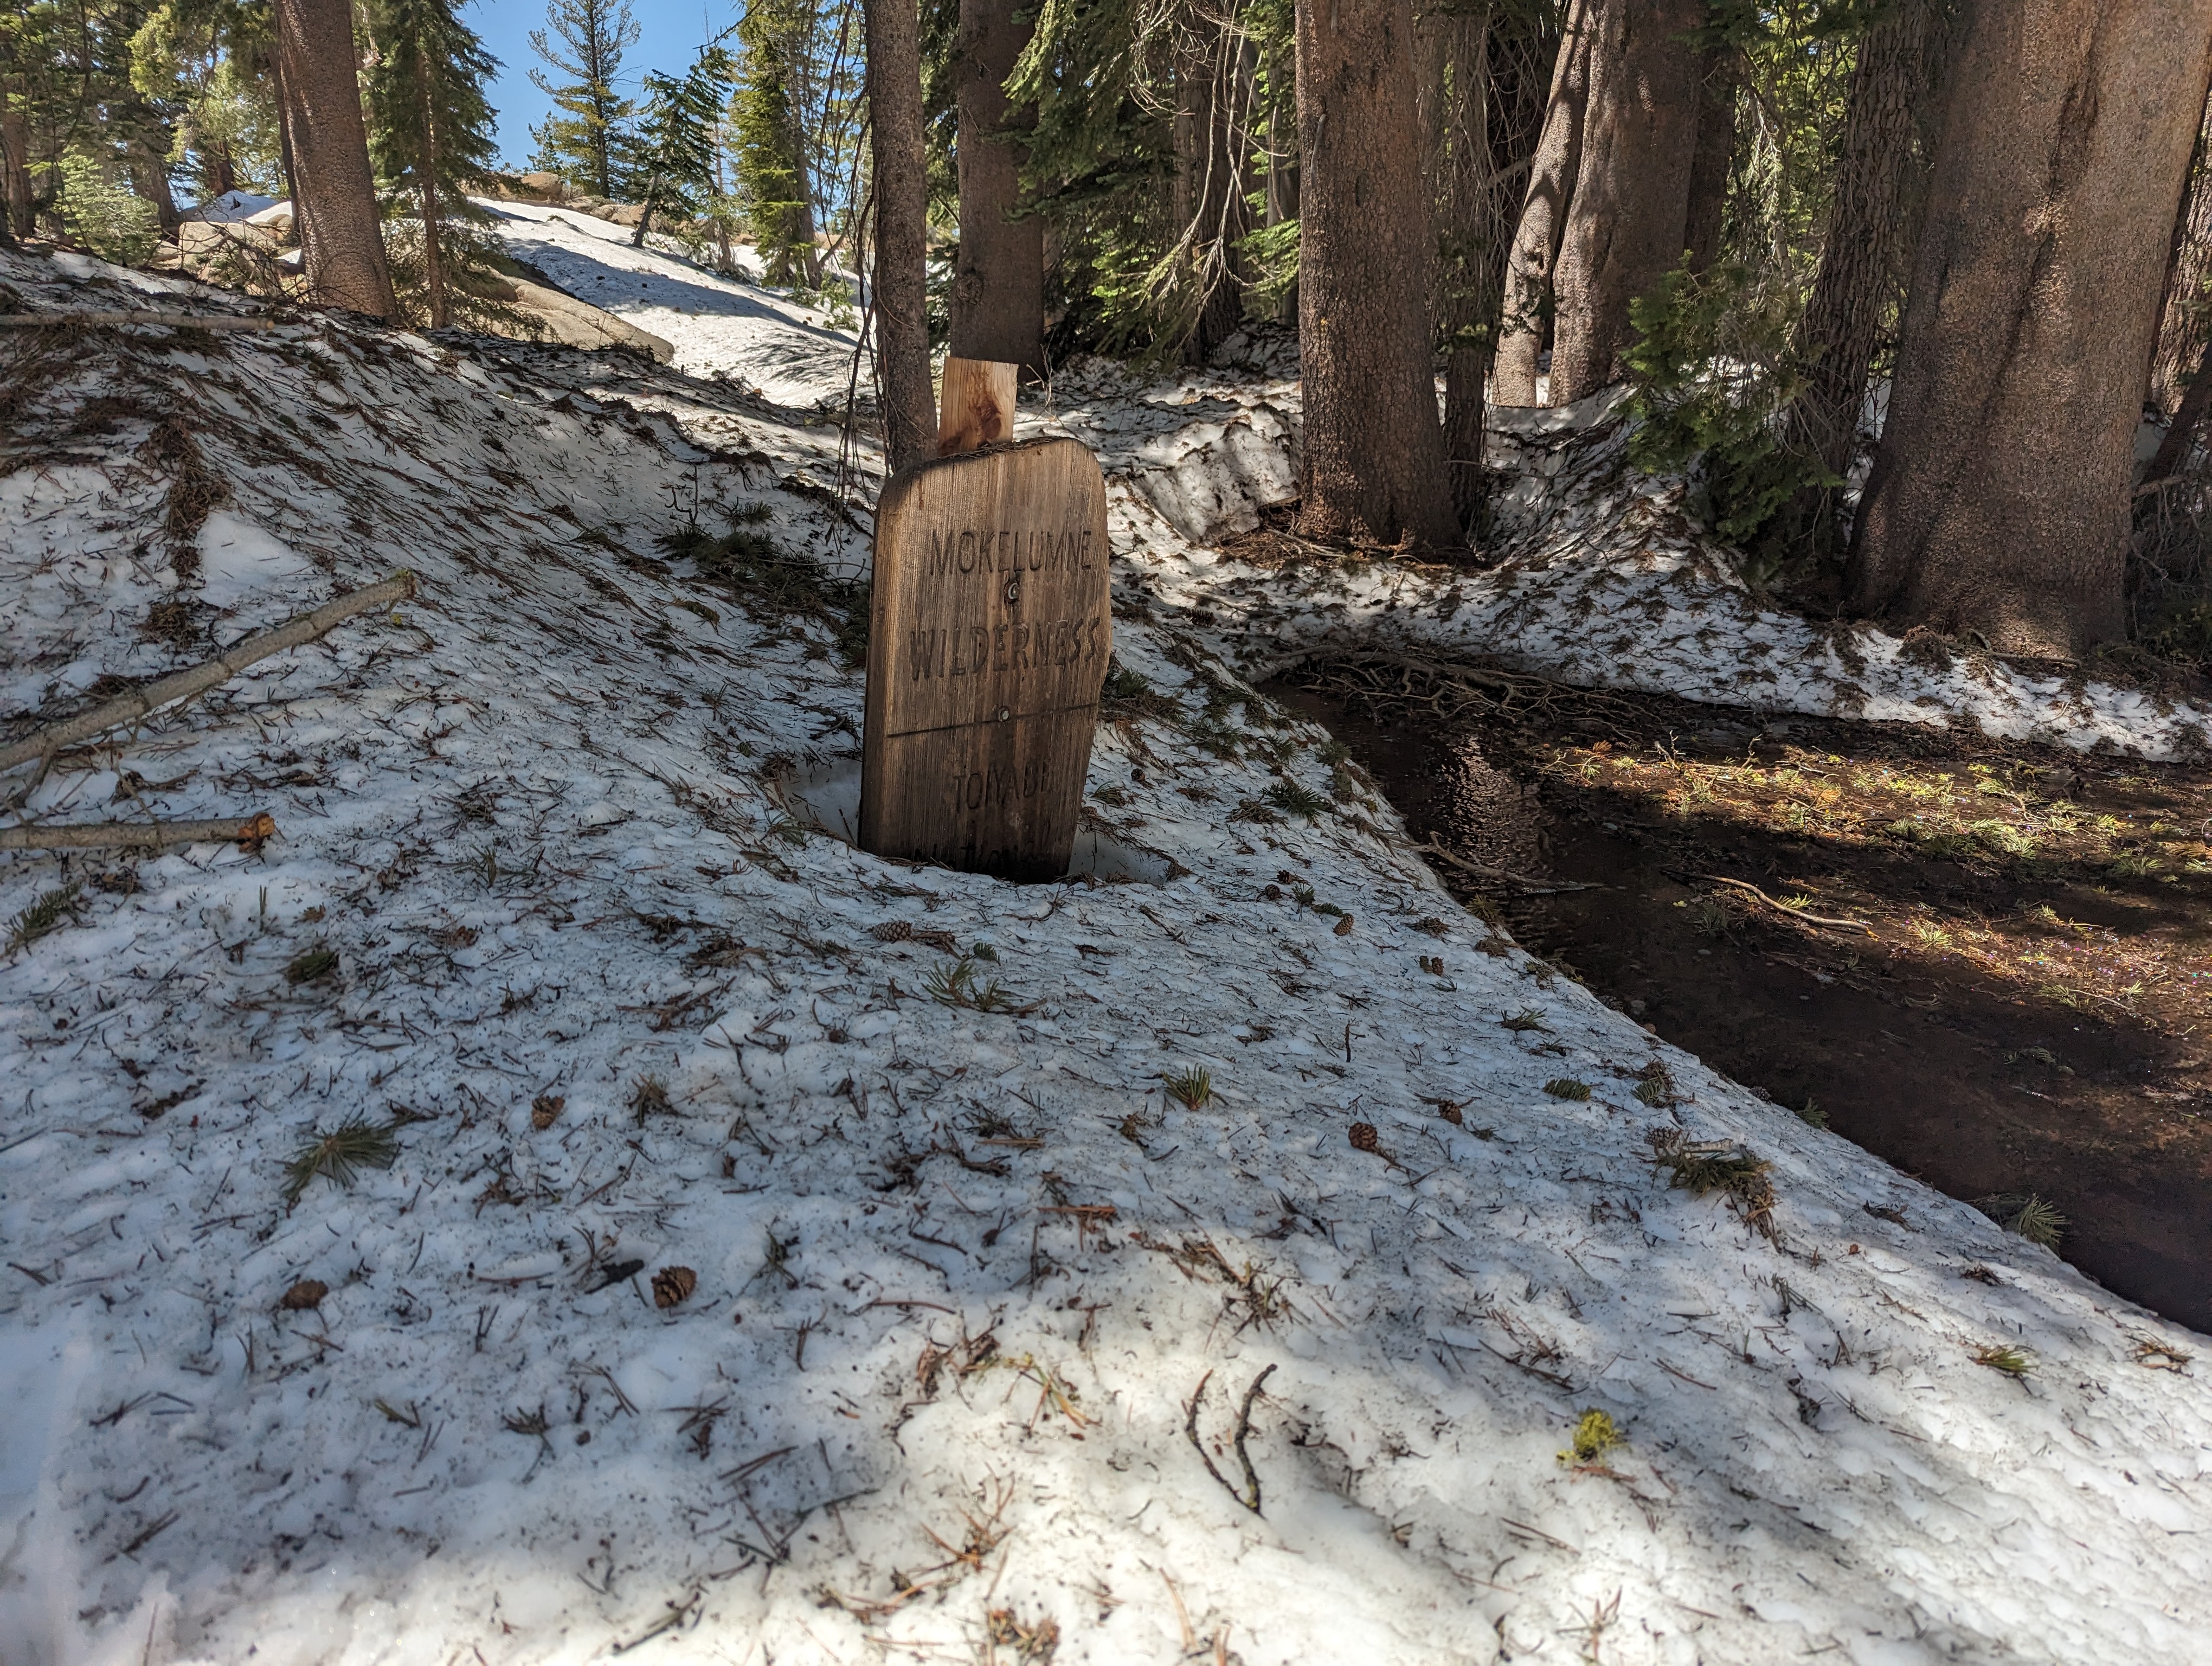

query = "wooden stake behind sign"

[860,435,1111,881]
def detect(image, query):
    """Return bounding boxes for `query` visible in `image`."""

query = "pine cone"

[531,1093,565,1130]
[1435,1101,1464,1126]
[1348,1122,1380,1153]
[279,1278,327,1311]
[870,920,914,942]
[652,1265,698,1308]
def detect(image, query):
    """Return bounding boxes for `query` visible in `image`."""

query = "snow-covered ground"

[480,201,865,411]
[3,247,2211,1666]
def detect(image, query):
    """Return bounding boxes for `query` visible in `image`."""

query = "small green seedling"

[284,943,339,985]
[1973,1344,2034,1378]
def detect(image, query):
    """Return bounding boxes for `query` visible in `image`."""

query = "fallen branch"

[0,573,415,774]
[1415,838,1600,893]
[0,812,274,851]
[1696,873,1875,936]
[0,310,286,331]
[1184,1361,1276,1515]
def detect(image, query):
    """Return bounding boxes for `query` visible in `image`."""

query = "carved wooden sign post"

[860,431,1111,881]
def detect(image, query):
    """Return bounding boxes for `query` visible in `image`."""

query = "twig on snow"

[1184,1361,1276,1515]
[0,573,415,775]
[0,812,275,851]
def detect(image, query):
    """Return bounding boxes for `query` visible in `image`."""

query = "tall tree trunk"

[274,0,397,319]
[866,0,936,472]
[1849,0,2212,658]
[1494,0,1590,407]
[949,0,1045,371]
[1549,0,1702,406]
[2,103,36,242]
[1173,30,1248,365]
[1296,0,1456,547]
[2147,331,2212,478]
[1681,40,1737,273]
[419,84,447,330]
[2150,91,2212,416]
[1786,0,1939,491]
[1426,6,1488,523]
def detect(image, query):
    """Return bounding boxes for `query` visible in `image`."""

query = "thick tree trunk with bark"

[1681,40,1738,274]
[274,0,396,319]
[866,0,936,472]
[1296,0,1456,547]
[1849,0,2212,657]
[1548,0,1703,405]
[949,0,1044,371]
[2150,93,2212,416]
[1788,0,1939,487]
[1494,0,1590,407]
[1173,33,1248,366]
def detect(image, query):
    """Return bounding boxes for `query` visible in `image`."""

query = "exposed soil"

[1269,655,2212,1331]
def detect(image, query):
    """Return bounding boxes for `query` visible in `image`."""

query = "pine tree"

[626,43,732,247]
[528,0,637,198]
[366,0,500,329]
[731,0,821,284]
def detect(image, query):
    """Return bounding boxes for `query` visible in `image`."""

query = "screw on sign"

[860,434,1112,881]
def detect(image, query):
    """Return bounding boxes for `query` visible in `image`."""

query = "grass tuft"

[284,942,339,985]
[1972,1343,2034,1377]
[4,883,81,957]
[1161,1065,1214,1110]
[1559,1408,1625,1465]
[1262,780,1332,822]
[924,955,1019,1013]
[1974,1192,2068,1247]
[281,1116,401,1207]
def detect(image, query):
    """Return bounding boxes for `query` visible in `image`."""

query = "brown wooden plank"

[860,437,1111,880]
[935,356,1019,456]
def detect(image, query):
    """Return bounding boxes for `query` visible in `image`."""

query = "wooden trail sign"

[860,435,1111,881]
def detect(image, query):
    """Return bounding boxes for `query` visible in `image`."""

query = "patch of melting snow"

[0,247,2208,1666]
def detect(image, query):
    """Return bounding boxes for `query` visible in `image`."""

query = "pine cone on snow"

[652,1265,698,1308]
[1348,1123,1380,1154]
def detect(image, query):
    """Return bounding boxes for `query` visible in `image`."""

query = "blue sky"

[470,0,734,170]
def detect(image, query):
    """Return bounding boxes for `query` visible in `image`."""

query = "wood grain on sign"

[861,436,1111,881]
[935,356,1018,457]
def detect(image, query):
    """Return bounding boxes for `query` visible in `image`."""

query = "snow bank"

[480,200,863,410]
[2,249,2209,1666]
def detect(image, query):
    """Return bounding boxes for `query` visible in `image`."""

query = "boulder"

[245,202,295,243]
[516,171,569,202]
[593,203,647,228]
[457,269,674,363]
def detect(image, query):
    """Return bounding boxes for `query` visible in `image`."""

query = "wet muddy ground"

[1269,657,2212,1330]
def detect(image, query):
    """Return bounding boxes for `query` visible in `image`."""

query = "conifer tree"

[366,0,500,330]
[528,0,637,198]
[627,43,733,247]
[731,0,821,284]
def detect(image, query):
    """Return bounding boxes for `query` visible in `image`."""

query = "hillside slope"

[1,247,2208,1666]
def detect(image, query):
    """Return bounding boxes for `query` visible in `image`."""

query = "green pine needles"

[368,0,510,331]
[628,44,734,248]
[5,883,82,959]
[528,0,640,198]
[731,0,821,285]
[281,1116,404,1208]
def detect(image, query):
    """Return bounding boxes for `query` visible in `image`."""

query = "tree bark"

[1548,0,1702,406]
[1850,0,2212,658]
[1,105,35,244]
[1787,0,1939,488]
[2147,330,2212,479]
[1681,39,1737,274]
[1296,0,1457,547]
[949,0,1044,371]
[2149,90,2212,416]
[866,0,936,472]
[274,0,397,319]
[1172,31,1248,365]
[1493,0,1591,407]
